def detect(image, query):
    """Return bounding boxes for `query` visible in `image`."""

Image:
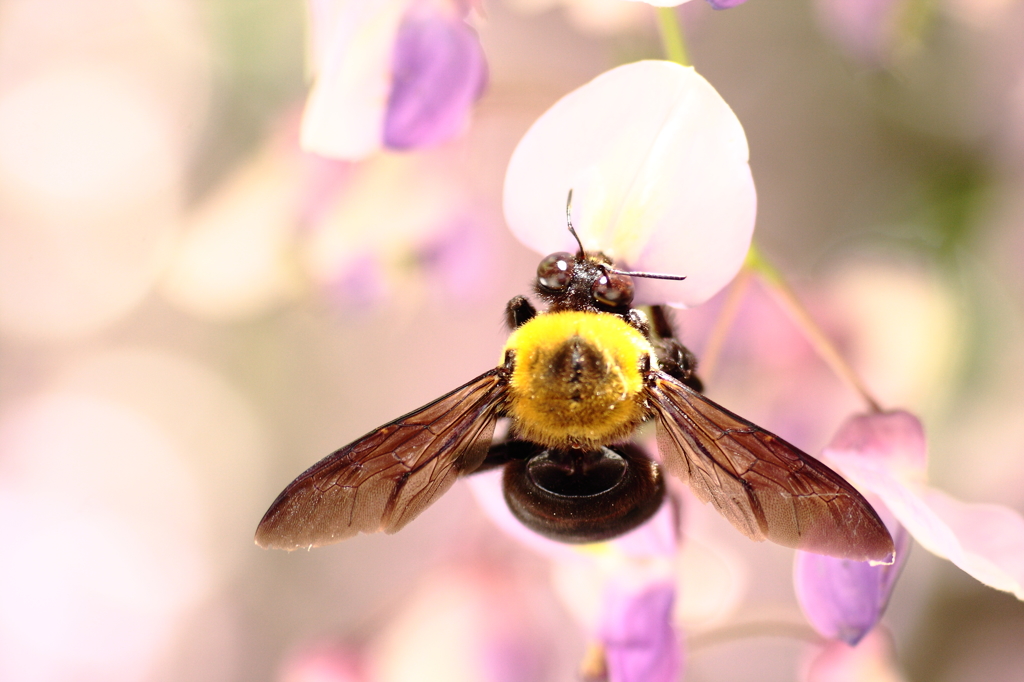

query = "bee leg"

[626,308,652,337]
[649,305,704,393]
[657,339,704,393]
[505,295,537,330]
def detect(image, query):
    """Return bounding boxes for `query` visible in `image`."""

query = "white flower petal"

[872,481,1024,599]
[300,0,410,159]
[825,411,1024,599]
[918,488,1024,599]
[503,60,756,307]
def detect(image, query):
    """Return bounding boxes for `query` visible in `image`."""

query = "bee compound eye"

[592,271,634,308]
[501,444,664,544]
[536,252,575,291]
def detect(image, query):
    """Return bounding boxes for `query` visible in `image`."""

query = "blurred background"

[1,0,1023,680]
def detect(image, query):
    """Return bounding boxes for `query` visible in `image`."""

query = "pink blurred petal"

[416,216,496,302]
[826,410,928,482]
[621,0,754,8]
[623,0,695,7]
[466,467,678,561]
[599,582,682,682]
[300,147,491,307]
[383,11,487,149]
[802,630,906,682]
[503,60,756,308]
[300,0,410,159]
[466,468,581,561]
[298,152,354,227]
[825,411,1024,599]
[369,569,549,682]
[279,643,365,682]
[610,496,679,560]
[815,0,904,65]
[325,252,390,309]
[480,629,548,682]
[920,488,1024,599]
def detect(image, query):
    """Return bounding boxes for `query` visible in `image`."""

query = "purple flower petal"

[705,0,749,8]
[599,582,682,682]
[794,521,910,645]
[326,253,389,309]
[416,216,495,302]
[300,0,408,159]
[383,12,487,150]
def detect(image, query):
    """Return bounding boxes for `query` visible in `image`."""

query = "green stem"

[699,266,752,382]
[655,7,690,67]
[745,243,884,413]
[654,4,877,414]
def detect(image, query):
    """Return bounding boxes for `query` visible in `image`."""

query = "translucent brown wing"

[646,371,894,563]
[255,369,507,550]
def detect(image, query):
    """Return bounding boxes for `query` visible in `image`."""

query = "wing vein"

[646,371,894,562]
[255,369,507,549]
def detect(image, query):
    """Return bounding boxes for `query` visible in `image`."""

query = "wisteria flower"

[504,60,756,307]
[820,410,1024,599]
[162,119,495,320]
[561,509,683,682]
[300,149,496,309]
[495,62,759,676]
[794,516,910,645]
[597,580,680,682]
[301,0,487,159]
[468,469,683,682]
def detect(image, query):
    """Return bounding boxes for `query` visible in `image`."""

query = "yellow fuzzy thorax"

[501,311,655,448]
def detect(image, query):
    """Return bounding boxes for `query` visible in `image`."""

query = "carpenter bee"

[256,200,895,563]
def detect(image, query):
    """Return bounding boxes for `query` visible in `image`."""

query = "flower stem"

[699,266,752,382]
[579,642,607,681]
[653,2,877,414]
[655,7,690,67]
[745,244,884,413]
[688,619,823,651]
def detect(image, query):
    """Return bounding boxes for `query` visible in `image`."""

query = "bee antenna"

[608,268,687,282]
[565,189,585,258]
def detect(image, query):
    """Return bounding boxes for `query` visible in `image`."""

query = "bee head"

[534,251,636,314]
[533,189,686,315]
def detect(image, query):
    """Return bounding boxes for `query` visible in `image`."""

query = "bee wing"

[256,369,507,550]
[646,372,894,563]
